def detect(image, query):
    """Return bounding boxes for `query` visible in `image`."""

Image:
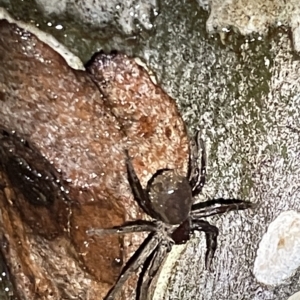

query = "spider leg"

[104,232,160,300]
[190,219,219,270]
[137,243,170,300]
[188,131,207,197]
[87,220,157,236]
[125,150,158,218]
[191,198,256,219]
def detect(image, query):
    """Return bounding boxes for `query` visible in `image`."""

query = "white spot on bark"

[254,211,300,285]
[288,291,300,300]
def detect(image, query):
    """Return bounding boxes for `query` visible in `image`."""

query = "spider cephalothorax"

[88,132,255,300]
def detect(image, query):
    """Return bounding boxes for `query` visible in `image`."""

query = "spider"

[88,132,255,300]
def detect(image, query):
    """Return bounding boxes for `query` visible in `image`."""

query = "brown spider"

[88,132,255,299]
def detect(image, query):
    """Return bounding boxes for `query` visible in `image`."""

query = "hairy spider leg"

[137,220,218,297]
[189,131,207,197]
[190,198,256,219]
[87,220,165,300]
[137,242,170,300]
[88,220,175,300]
[190,219,218,270]
[104,232,160,300]
[138,219,218,297]
[87,220,156,236]
[125,150,159,219]
[190,199,255,269]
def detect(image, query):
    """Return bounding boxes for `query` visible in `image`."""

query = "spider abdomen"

[147,170,193,225]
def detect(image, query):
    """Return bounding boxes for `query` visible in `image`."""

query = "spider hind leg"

[190,198,256,269]
[87,220,156,237]
[190,219,219,270]
[191,198,256,219]
[103,233,159,300]
[137,243,169,300]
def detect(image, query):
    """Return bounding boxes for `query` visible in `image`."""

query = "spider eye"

[148,170,193,225]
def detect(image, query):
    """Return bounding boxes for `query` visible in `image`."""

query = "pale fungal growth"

[253,211,300,285]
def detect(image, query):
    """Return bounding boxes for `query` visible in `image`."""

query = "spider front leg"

[125,150,159,219]
[189,131,207,197]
